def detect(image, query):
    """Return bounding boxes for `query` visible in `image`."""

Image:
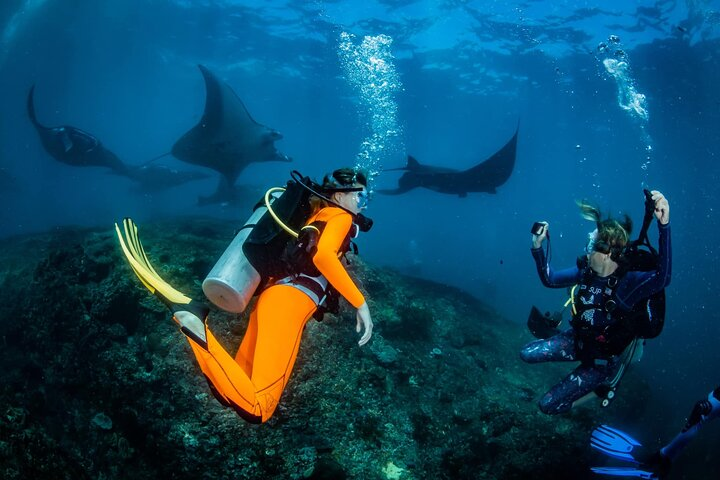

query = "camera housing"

[531,222,546,235]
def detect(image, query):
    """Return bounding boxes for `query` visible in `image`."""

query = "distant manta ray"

[378,127,518,197]
[26,85,130,176]
[171,65,291,203]
[126,164,211,193]
[27,85,208,192]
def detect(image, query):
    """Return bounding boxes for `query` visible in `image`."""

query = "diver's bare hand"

[356,302,373,346]
[651,191,670,225]
[532,221,549,249]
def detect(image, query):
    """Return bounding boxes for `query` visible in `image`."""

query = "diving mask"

[356,190,370,209]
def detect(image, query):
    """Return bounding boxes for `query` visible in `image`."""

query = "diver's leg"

[185,285,314,423]
[186,328,265,422]
[520,328,577,364]
[660,386,720,460]
[538,360,618,415]
[114,218,266,421]
[234,307,260,376]
[248,285,316,422]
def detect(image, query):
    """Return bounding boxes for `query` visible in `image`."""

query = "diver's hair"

[577,199,632,259]
[577,199,603,224]
[309,167,368,213]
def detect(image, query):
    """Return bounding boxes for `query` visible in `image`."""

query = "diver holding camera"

[520,190,671,415]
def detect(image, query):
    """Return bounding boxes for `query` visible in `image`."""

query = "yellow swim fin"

[115,218,209,349]
[114,218,191,306]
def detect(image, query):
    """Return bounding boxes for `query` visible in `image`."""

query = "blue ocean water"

[1,0,719,475]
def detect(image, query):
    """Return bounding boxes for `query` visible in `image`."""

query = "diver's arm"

[313,211,365,307]
[615,221,671,309]
[651,189,671,287]
[531,247,582,288]
[530,221,581,287]
[660,386,720,461]
[657,221,671,287]
[313,211,373,345]
[656,190,671,287]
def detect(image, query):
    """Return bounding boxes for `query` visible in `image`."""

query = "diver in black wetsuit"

[520,191,671,415]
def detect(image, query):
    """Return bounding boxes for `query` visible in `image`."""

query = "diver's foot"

[173,309,208,349]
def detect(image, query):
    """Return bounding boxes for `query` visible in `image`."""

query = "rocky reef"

[0,217,644,479]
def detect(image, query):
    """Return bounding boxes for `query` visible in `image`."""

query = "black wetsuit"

[521,222,671,415]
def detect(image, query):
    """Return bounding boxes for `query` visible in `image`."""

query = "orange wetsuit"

[186,206,365,423]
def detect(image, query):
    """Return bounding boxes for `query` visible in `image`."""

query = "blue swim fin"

[591,425,643,463]
[590,466,657,479]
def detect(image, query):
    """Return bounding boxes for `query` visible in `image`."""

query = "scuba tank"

[201,189,284,313]
[202,172,315,313]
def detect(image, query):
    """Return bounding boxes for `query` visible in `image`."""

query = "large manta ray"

[27,85,130,176]
[171,65,291,199]
[379,127,518,197]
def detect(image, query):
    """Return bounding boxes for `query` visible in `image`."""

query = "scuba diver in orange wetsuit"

[116,168,373,423]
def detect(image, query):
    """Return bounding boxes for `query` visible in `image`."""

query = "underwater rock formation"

[0,218,643,479]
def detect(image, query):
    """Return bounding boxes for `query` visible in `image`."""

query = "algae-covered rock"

[0,218,644,479]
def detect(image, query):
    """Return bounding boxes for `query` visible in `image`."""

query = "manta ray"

[27,85,209,192]
[171,65,291,203]
[27,85,130,176]
[126,164,211,193]
[378,127,518,197]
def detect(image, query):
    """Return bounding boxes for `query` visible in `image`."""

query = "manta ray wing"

[171,65,290,185]
[27,85,47,130]
[461,127,518,193]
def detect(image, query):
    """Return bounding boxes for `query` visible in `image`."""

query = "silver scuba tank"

[202,190,282,313]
